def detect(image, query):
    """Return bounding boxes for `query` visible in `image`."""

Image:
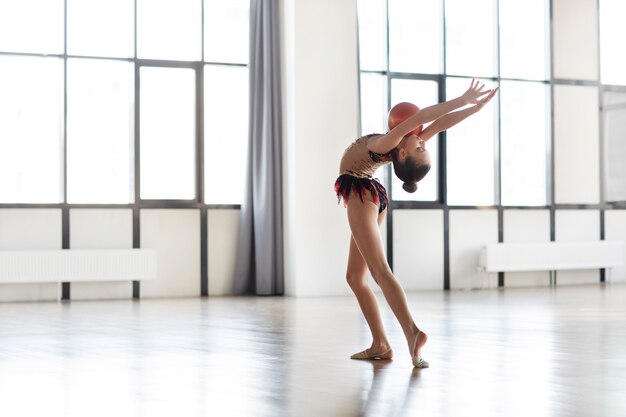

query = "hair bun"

[402,182,418,193]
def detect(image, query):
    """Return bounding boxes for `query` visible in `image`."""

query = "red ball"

[387,102,423,136]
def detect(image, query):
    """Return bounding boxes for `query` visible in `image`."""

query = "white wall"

[605,210,626,283]
[0,207,235,301]
[207,209,239,296]
[70,208,133,300]
[449,210,499,290]
[503,209,551,288]
[0,209,61,302]
[140,209,201,298]
[282,0,359,296]
[555,210,601,285]
[393,210,444,291]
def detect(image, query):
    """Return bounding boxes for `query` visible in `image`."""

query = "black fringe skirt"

[334,174,388,213]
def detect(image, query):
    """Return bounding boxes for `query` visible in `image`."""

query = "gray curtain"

[234,0,284,295]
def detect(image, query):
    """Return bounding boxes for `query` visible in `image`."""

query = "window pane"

[446,77,497,206]
[0,56,63,203]
[0,0,64,54]
[204,65,248,204]
[137,0,201,61]
[553,85,600,204]
[389,0,442,74]
[445,0,496,78]
[140,67,196,200]
[603,91,626,201]
[552,0,598,81]
[359,73,389,189]
[67,0,134,58]
[390,79,439,202]
[600,0,626,85]
[204,0,249,64]
[499,0,548,80]
[500,81,549,206]
[357,0,387,71]
[67,59,133,204]
[360,73,387,135]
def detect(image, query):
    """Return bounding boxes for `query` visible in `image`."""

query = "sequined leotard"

[335,134,392,213]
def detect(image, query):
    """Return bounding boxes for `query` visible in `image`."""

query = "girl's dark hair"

[390,149,431,193]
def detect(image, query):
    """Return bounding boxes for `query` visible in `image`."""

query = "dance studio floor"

[0,284,625,417]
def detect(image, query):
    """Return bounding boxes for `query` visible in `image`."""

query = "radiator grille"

[480,241,624,272]
[0,249,157,283]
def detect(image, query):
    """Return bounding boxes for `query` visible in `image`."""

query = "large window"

[0,0,250,206]
[603,91,626,202]
[499,0,549,81]
[600,0,626,204]
[445,0,497,78]
[204,0,250,64]
[0,56,63,203]
[203,0,250,204]
[390,79,439,202]
[204,65,249,204]
[140,67,196,200]
[0,0,64,54]
[358,0,550,207]
[499,81,549,206]
[600,0,626,86]
[137,0,202,61]
[388,0,442,74]
[67,0,134,58]
[67,59,133,203]
[445,77,498,206]
[357,0,386,72]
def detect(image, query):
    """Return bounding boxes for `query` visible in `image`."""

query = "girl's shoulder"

[361,133,392,159]
[363,133,384,140]
[346,133,381,148]
[356,133,384,145]
[351,134,391,163]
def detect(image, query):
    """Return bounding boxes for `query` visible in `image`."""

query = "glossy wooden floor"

[1,284,625,417]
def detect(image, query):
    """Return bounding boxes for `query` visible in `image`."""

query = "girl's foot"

[350,343,393,360]
[410,330,429,368]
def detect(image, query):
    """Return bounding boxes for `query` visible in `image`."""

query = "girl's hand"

[474,86,499,110]
[461,79,494,105]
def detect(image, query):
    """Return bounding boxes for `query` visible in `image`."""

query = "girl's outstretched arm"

[368,79,493,154]
[419,87,499,141]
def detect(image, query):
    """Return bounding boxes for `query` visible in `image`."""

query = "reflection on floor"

[0,284,625,417]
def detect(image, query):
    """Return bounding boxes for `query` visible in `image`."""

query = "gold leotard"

[335,134,392,213]
[338,134,391,178]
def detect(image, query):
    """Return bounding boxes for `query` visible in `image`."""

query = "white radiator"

[479,241,624,272]
[0,249,157,284]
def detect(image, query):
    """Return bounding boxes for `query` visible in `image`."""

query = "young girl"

[335,79,498,368]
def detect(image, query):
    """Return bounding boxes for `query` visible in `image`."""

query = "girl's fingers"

[480,89,497,103]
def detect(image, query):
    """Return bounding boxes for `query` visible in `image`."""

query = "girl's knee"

[346,271,365,288]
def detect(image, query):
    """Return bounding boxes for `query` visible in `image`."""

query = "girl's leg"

[346,213,392,357]
[347,199,427,359]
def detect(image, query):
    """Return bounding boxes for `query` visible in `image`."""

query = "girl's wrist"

[456,95,469,108]
[458,95,471,106]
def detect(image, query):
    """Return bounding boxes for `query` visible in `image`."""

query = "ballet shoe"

[411,330,429,368]
[350,347,393,360]
[412,355,429,368]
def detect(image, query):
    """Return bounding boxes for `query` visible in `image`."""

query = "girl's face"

[401,134,431,164]
[404,134,426,153]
